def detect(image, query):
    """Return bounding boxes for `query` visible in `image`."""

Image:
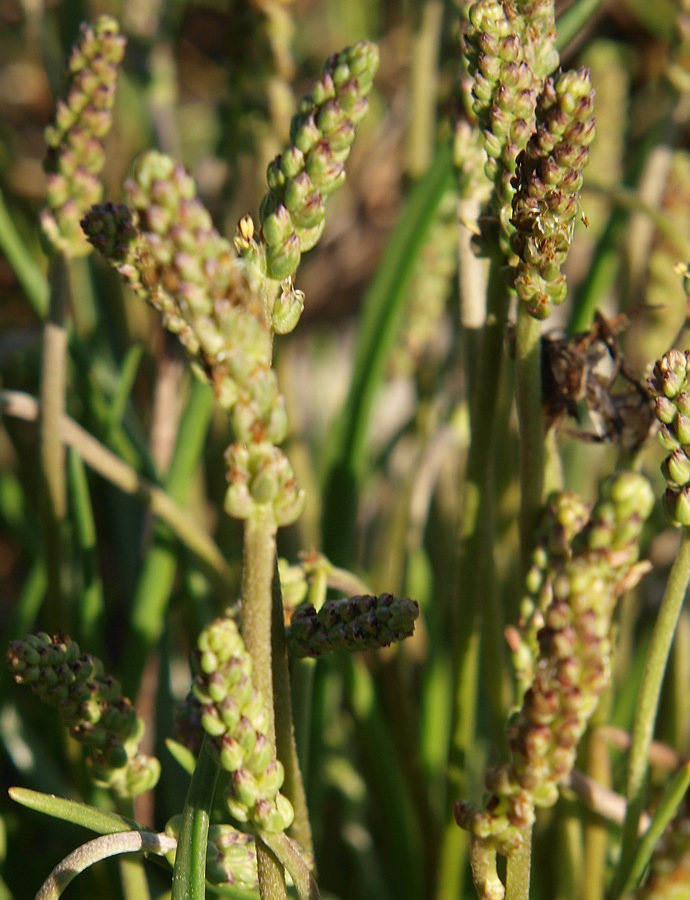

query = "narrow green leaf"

[8,787,139,835]
[165,738,197,777]
[321,141,454,561]
[623,762,690,894]
[171,735,219,900]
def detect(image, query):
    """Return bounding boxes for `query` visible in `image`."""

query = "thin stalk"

[171,735,219,900]
[39,253,69,630]
[119,855,151,900]
[270,564,313,858]
[436,251,510,900]
[261,832,321,900]
[406,0,443,176]
[67,448,105,653]
[505,832,531,900]
[582,694,613,900]
[241,510,287,900]
[514,304,544,573]
[36,831,176,900]
[609,530,690,898]
[624,761,690,893]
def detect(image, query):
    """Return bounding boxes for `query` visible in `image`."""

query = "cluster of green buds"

[648,349,690,527]
[82,154,290,449]
[165,815,259,891]
[288,593,419,658]
[463,0,557,249]
[510,68,596,319]
[223,440,304,525]
[6,632,159,797]
[42,15,125,257]
[508,490,590,700]
[237,40,379,281]
[190,616,294,833]
[456,472,654,860]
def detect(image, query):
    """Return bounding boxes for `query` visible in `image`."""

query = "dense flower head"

[464,0,557,250]
[6,632,159,797]
[288,593,419,657]
[510,67,596,318]
[42,15,125,257]
[240,40,379,281]
[165,815,259,889]
[82,154,289,446]
[224,441,304,524]
[456,472,653,857]
[189,616,294,833]
[648,350,690,526]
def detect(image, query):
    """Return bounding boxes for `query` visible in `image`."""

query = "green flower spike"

[648,350,690,527]
[165,815,259,890]
[510,67,596,319]
[510,490,590,699]
[223,441,305,525]
[42,16,125,257]
[190,616,294,833]
[82,155,288,446]
[6,632,159,797]
[464,0,557,248]
[456,472,653,859]
[241,40,379,281]
[288,593,419,658]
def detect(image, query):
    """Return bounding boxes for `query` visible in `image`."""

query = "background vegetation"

[2,0,690,897]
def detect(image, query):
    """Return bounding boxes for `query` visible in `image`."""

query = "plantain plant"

[2,2,690,899]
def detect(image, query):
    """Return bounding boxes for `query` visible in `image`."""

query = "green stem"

[406,0,442,176]
[505,832,531,900]
[436,252,510,899]
[241,510,287,900]
[582,723,610,900]
[624,761,690,893]
[119,855,151,900]
[271,564,313,858]
[241,511,278,735]
[40,253,69,630]
[261,832,321,900]
[172,735,219,900]
[514,304,544,573]
[256,844,288,900]
[609,530,690,898]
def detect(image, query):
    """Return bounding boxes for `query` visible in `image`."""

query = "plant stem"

[609,530,690,898]
[242,511,278,736]
[241,509,287,900]
[582,701,611,900]
[505,831,531,900]
[172,735,219,900]
[36,831,177,900]
[514,303,544,573]
[271,563,313,858]
[40,253,69,631]
[437,250,510,899]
